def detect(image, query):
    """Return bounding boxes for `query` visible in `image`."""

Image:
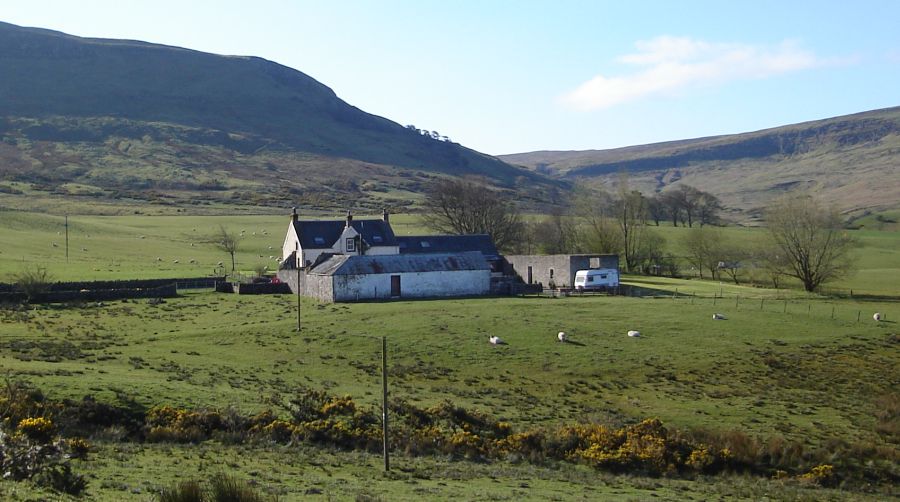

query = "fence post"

[760,298,764,311]
[831,306,835,320]
[382,336,390,472]
[857,310,861,322]
[735,295,739,309]
[784,300,787,313]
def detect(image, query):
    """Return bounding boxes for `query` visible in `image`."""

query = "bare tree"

[213,225,240,272]
[697,192,723,227]
[421,178,524,253]
[682,226,724,279]
[532,207,579,254]
[659,190,683,227]
[646,195,666,226]
[765,195,857,292]
[572,187,622,254]
[12,266,54,303]
[612,174,650,272]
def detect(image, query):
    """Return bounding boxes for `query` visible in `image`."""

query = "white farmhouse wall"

[282,223,301,265]
[332,270,490,302]
[364,246,400,255]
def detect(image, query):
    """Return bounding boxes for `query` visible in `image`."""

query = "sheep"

[156,257,162,262]
[173,259,179,264]
[489,335,505,345]
[51,242,58,247]
[217,261,224,266]
[712,313,727,320]
[81,247,87,252]
[557,331,568,343]
[874,313,883,321]
[189,259,196,264]
[627,330,641,338]
[139,235,146,239]
[190,242,194,247]
[267,246,273,250]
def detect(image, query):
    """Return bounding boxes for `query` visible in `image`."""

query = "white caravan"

[573,268,619,291]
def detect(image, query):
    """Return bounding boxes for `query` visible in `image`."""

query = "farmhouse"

[279,208,496,302]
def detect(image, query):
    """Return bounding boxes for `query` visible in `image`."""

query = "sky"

[4,1,900,155]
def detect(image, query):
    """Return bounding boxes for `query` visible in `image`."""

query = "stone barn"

[288,251,491,302]
[503,254,619,289]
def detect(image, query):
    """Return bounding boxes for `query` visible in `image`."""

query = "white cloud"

[561,36,825,111]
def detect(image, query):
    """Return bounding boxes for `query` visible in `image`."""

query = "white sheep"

[189,259,196,264]
[712,313,727,320]
[173,259,179,264]
[81,247,87,251]
[557,331,568,343]
[267,246,273,250]
[217,261,223,266]
[156,257,162,262]
[874,313,882,321]
[140,235,146,239]
[627,330,641,338]
[489,335,505,345]
[52,242,58,247]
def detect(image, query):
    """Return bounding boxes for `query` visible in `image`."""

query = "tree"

[614,186,648,272]
[659,190,683,227]
[682,226,724,279]
[532,207,579,254]
[696,192,723,227]
[646,195,666,226]
[421,178,524,253]
[213,225,240,272]
[765,195,857,292]
[12,266,54,303]
[572,187,621,254]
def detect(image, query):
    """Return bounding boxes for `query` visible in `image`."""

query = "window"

[372,235,383,243]
[587,276,594,283]
[549,269,554,279]
[346,238,356,252]
[313,237,325,246]
[420,241,430,248]
[600,274,607,279]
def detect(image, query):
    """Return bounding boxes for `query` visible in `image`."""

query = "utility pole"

[382,336,390,471]
[65,214,69,263]
[296,266,302,332]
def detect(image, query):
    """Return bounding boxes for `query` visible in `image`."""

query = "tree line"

[423,178,856,293]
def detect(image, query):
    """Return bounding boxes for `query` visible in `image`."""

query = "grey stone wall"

[504,254,619,289]
[277,269,333,302]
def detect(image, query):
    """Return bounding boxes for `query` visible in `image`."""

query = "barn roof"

[292,218,397,249]
[396,234,500,260]
[308,251,490,276]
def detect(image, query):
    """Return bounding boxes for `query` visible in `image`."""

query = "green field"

[1,209,898,500]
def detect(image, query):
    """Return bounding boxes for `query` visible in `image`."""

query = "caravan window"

[587,276,593,283]
[600,274,607,279]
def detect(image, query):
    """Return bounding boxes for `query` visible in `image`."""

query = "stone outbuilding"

[283,251,491,302]
[503,254,619,289]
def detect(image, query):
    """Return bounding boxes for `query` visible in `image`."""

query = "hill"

[0,21,561,212]
[501,107,900,220]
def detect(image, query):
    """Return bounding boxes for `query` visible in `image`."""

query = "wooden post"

[713,295,717,306]
[296,267,302,332]
[760,298,764,311]
[831,306,835,319]
[807,304,811,316]
[735,295,739,309]
[382,336,390,471]
[65,213,69,263]
[783,300,787,313]
[857,310,861,322]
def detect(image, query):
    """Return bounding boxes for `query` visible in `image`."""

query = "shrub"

[12,266,54,303]
[156,473,278,502]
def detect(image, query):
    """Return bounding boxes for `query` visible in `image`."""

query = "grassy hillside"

[501,107,900,220]
[0,21,562,211]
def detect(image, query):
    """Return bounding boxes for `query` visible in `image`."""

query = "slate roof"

[396,234,500,260]
[308,251,490,276]
[292,219,397,249]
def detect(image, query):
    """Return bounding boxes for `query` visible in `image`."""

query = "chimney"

[291,206,298,222]
[345,209,353,227]
[382,208,389,224]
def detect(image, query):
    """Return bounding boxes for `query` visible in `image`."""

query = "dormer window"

[420,241,430,248]
[314,237,325,246]
[346,238,356,252]
[372,235,383,243]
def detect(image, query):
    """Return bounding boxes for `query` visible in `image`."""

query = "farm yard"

[0,209,898,500]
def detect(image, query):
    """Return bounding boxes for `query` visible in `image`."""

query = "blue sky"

[5,1,900,155]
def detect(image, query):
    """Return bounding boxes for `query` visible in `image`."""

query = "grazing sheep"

[173,259,179,264]
[252,232,256,236]
[268,246,273,250]
[712,313,727,320]
[627,330,641,338]
[489,335,505,345]
[140,235,146,239]
[81,247,87,252]
[156,257,162,262]
[189,259,196,264]
[558,331,568,342]
[874,312,882,321]
[217,261,223,266]
[52,242,58,247]
[190,242,194,247]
